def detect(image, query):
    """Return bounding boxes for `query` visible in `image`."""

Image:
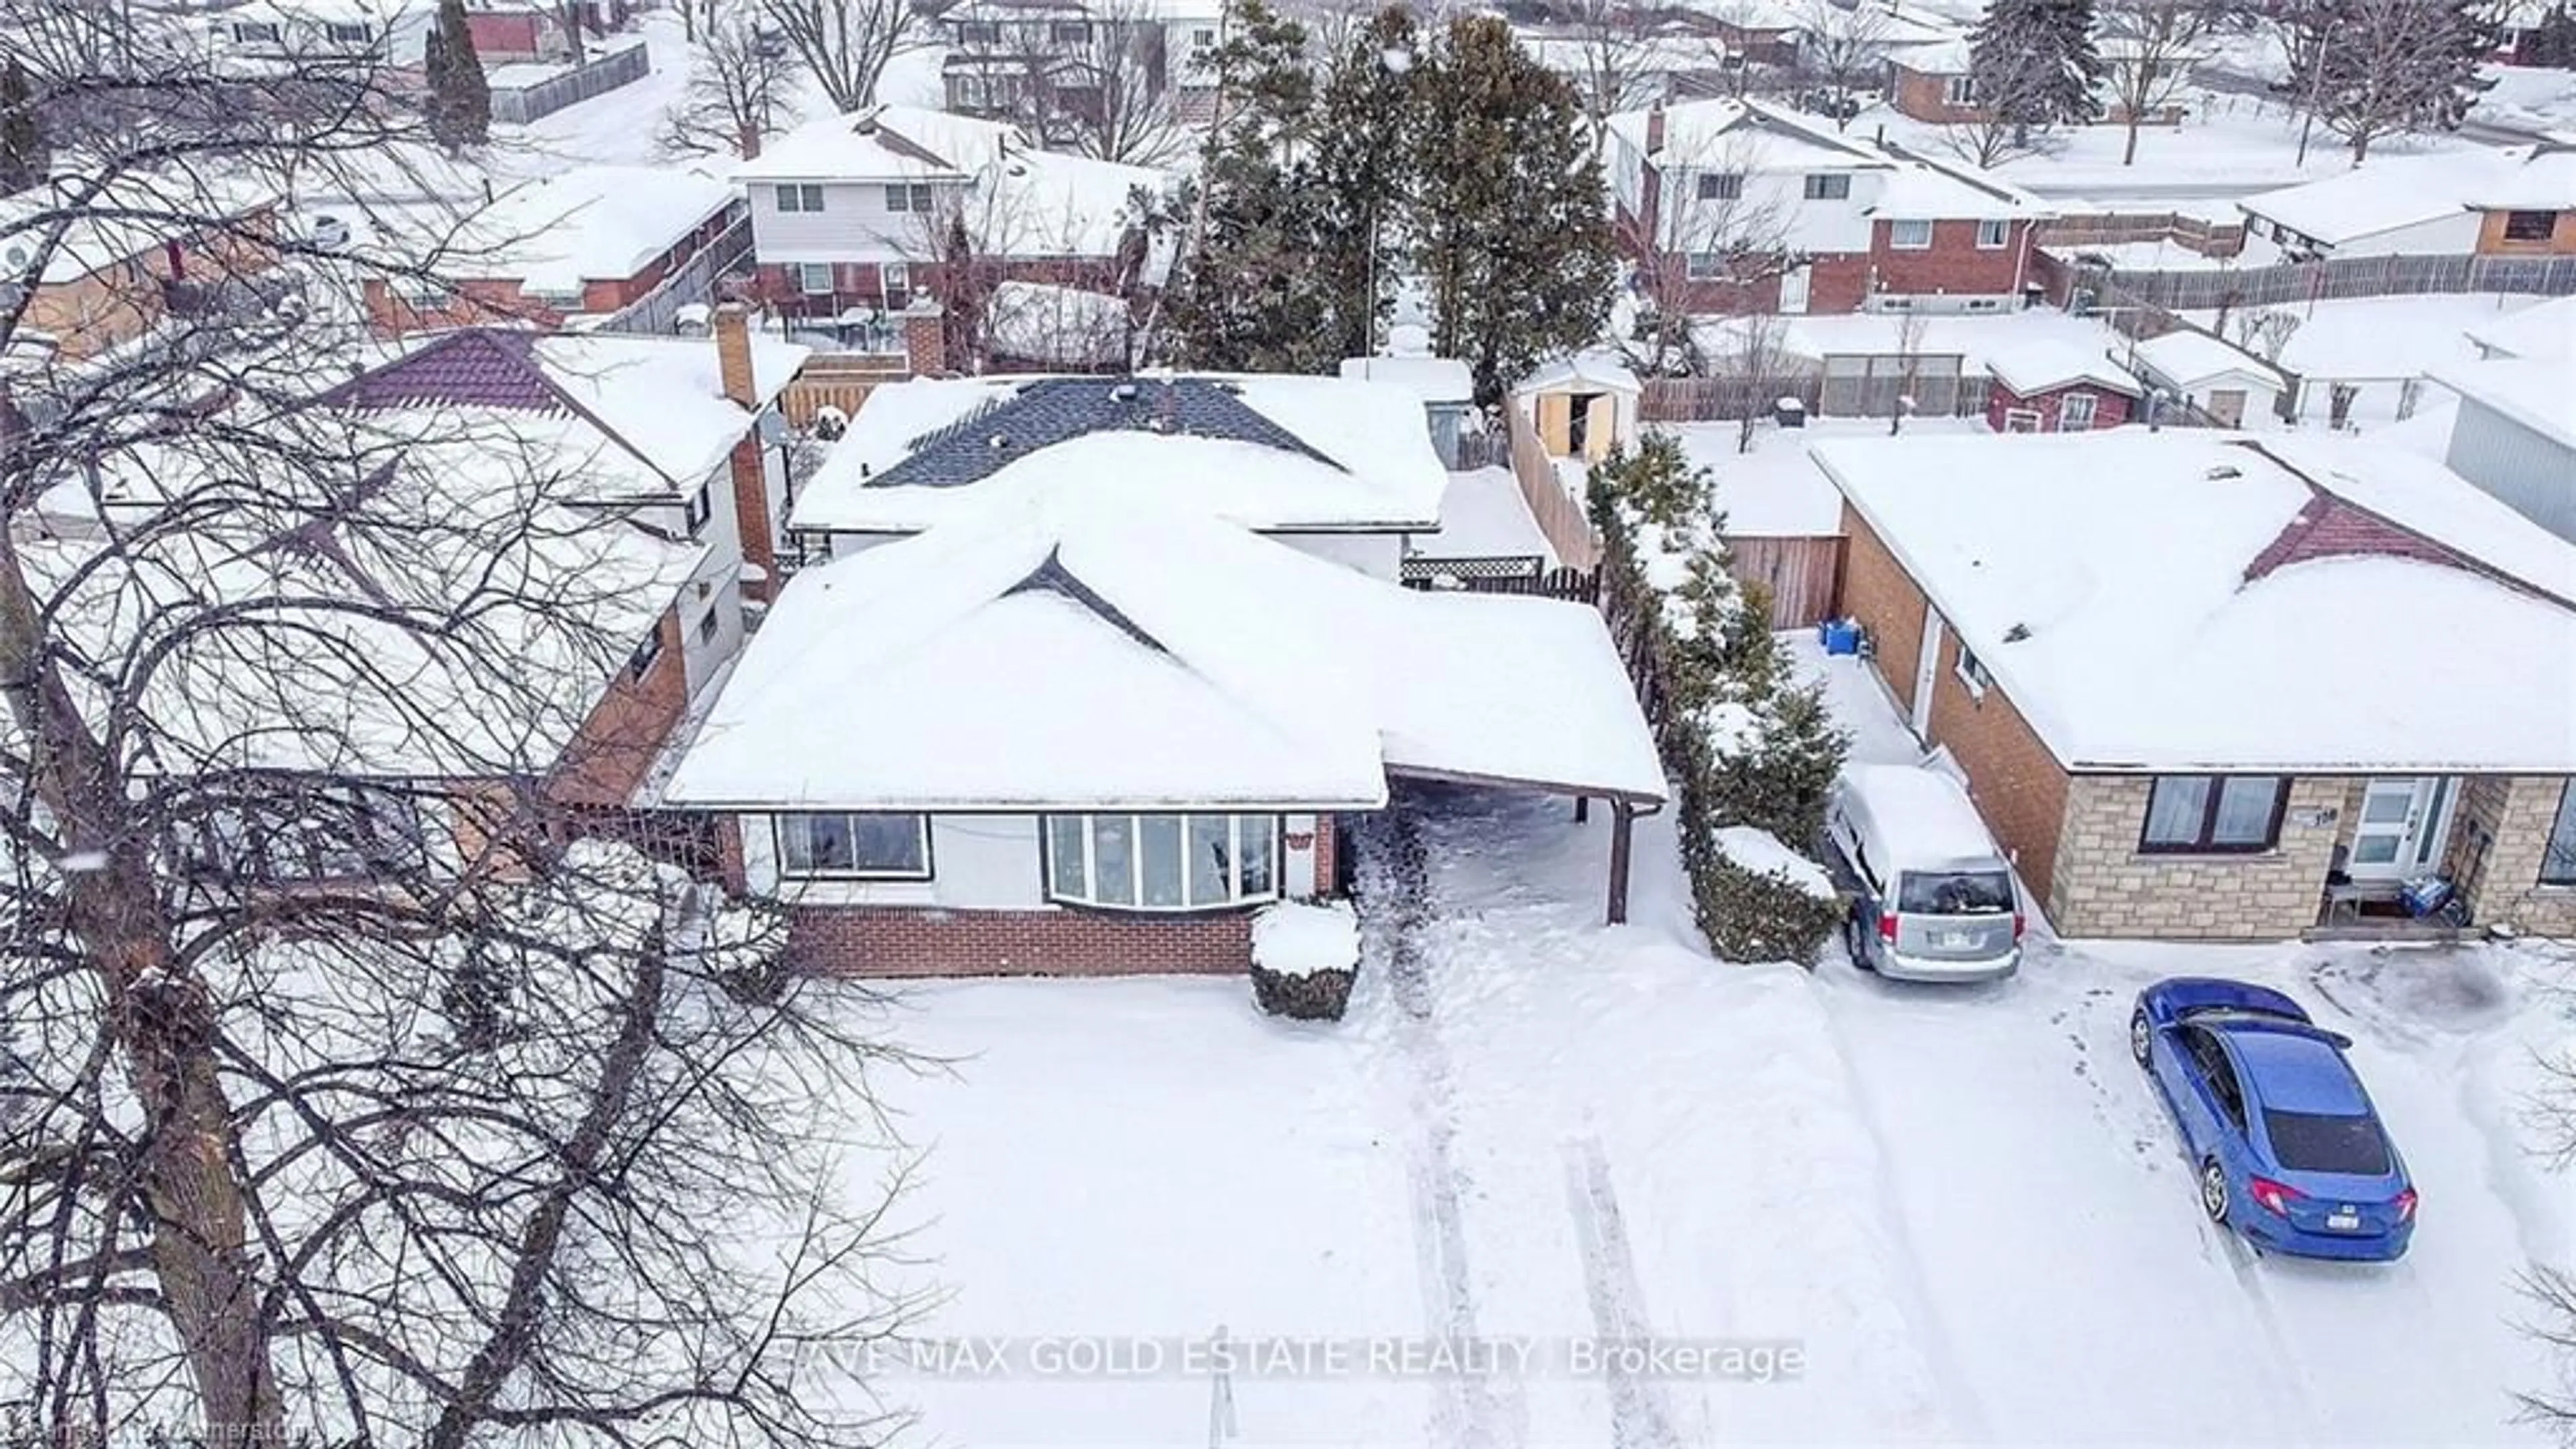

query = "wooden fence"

[2037,210,2247,258]
[2071,251,2576,314]
[598,216,753,335]
[1504,401,1601,570]
[777,352,910,427]
[1400,557,1599,601]
[490,42,651,124]
[1729,535,1843,631]
[1640,368,1989,423]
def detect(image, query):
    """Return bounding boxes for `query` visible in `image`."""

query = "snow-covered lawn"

[2180,294,2544,384]
[2481,65,2576,134]
[840,645,2575,1447]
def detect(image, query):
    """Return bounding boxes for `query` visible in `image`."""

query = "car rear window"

[1897,870,2013,914]
[2263,1110,2391,1175]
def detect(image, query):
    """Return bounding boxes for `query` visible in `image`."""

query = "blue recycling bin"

[1818,618,1862,656]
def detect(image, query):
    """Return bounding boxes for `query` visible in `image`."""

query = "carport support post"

[1574,795,1589,822]
[1607,800,1634,925]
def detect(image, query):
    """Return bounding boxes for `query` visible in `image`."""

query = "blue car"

[2130,978,2416,1262]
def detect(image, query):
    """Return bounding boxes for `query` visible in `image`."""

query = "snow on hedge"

[1251,900,1362,978]
[1711,826,1839,902]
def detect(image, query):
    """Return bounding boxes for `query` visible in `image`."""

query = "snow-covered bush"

[1701,827,1845,965]
[1591,433,1850,963]
[1249,900,1360,1021]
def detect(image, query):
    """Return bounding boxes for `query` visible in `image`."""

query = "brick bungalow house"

[734,105,1175,341]
[1817,430,2576,941]
[362,166,741,335]
[1984,340,2141,432]
[2238,139,2576,262]
[1603,97,2050,315]
[0,176,283,362]
[659,475,1667,976]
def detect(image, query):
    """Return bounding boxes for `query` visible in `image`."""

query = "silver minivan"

[1826,764,2023,983]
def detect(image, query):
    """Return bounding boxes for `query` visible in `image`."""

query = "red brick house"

[1603,97,2050,315]
[1985,341,2142,432]
[362,165,740,336]
[1817,429,2576,941]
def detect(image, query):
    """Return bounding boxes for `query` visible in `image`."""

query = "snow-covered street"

[852,651,2576,1445]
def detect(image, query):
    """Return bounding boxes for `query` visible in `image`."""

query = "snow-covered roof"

[1340,352,1475,405]
[1871,155,2051,222]
[792,372,1449,535]
[1987,340,2143,398]
[2129,329,2285,391]
[1837,764,2009,873]
[978,147,1173,258]
[1517,352,1642,395]
[1885,36,1971,72]
[1605,97,1891,171]
[2434,356,2576,450]
[1813,432,2576,772]
[2465,294,2576,362]
[736,105,1021,183]
[2239,143,2575,248]
[2466,141,2576,211]
[983,280,1130,366]
[441,166,735,294]
[665,482,1667,810]
[0,172,279,285]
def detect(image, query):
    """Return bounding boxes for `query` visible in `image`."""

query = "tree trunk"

[0,525,281,1446]
[2121,109,2141,165]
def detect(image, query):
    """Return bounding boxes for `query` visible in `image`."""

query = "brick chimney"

[902,298,946,378]
[712,303,778,598]
[1644,101,1666,156]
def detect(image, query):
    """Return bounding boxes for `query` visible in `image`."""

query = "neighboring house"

[1520,29,1734,111]
[1887,34,2194,126]
[658,482,1667,975]
[1603,98,2051,315]
[1819,429,2576,941]
[735,105,1174,332]
[2127,329,2285,429]
[2238,140,2576,261]
[940,0,1223,133]
[362,165,741,335]
[2466,293,2576,360]
[2433,356,2576,545]
[209,0,433,70]
[464,0,635,61]
[1340,339,1478,469]
[0,176,283,362]
[321,318,808,694]
[786,372,1448,580]
[1985,341,2141,433]
[1517,353,1642,464]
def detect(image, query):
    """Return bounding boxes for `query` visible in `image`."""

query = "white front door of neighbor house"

[1911,606,1944,739]
[2347,777,2459,881]
[1780,264,1812,315]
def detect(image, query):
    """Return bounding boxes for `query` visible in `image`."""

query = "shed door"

[2207,388,2247,428]
[1583,394,1617,460]
[1537,393,1573,455]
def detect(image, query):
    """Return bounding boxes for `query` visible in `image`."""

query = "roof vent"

[2206,464,2243,481]
[988,433,1010,449]
[2002,623,2031,643]
[1110,382,1138,402]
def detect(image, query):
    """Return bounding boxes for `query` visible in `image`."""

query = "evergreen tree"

[1161,0,1333,372]
[1966,0,2104,131]
[1303,7,1422,365]
[0,57,45,195]
[2522,5,2576,67]
[1410,15,1617,405]
[423,0,491,152]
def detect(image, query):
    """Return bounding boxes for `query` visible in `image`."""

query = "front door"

[1910,606,1943,739]
[1780,264,1812,315]
[2347,777,2459,881]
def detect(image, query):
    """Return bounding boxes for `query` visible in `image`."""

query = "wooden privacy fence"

[1641,366,1988,423]
[2072,252,2576,313]
[490,43,651,123]
[1729,535,1843,631]
[1504,401,1601,570]
[598,217,753,335]
[2037,210,2246,258]
[777,353,910,427]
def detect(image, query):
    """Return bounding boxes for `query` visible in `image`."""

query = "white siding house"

[2435,358,2576,543]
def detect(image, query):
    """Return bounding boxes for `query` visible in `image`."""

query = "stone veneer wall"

[2049,775,2355,939]
[2456,775,2576,935]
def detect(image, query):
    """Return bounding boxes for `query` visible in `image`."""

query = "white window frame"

[797,262,833,295]
[2001,407,2041,433]
[627,625,663,680]
[882,260,910,301]
[1804,172,1851,201]
[1697,172,1743,201]
[1975,217,2010,248]
[1943,74,1976,107]
[1042,813,1281,912]
[774,812,934,880]
[684,482,714,535]
[884,182,936,213]
[2057,392,2098,431]
[777,183,826,213]
[1889,218,1933,250]
[1953,641,1991,698]
[1684,252,1725,281]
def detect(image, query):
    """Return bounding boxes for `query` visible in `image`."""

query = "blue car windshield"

[2263,1110,2390,1175]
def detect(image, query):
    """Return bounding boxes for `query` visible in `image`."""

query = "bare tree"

[2099,0,2231,165]
[1063,0,1193,165]
[1794,0,1891,131]
[1937,102,2055,168]
[2274,0,2497,163]
[1619,132,1799,378]
[1556,0,1676,146]
[1888,307,1927,433]
[761,0,924,113]
[1725,307,1795,452]
[0,8,924,1442]
[663,9,802,158]
[2230,303,2301,362]
[903,168,1174,371]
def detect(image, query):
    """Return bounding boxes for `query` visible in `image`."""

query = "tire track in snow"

[1561,1136,1683,1449]
[1355,803,1525,1449]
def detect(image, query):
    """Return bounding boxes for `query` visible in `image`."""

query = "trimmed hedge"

[1695,853,1846,966]
[1251,965,1356,1021]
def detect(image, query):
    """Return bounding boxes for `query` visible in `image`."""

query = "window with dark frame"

[1953,641,1990,696]
[775,813,932,879]
[1804,173,1851,201]
[2139,775,2286,854]
[684,483,713,536]
[1698,172,1744,201]
[627,627,663,681]
[325,21,372,43]
[2541,781,2576,885]
[2503,210,2559,241]
[885,183,936,213]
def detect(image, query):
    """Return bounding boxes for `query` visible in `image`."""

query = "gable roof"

[441,165,736,293]
[2131,330,2286,391]
[791,372,1448,535]
[1812,432,2576,772]
[2434,356,2576,449]
[736,105,1021,183]
[1988,341,2143,398]
[2465,293,2576,361]
[1605,97,1892,170]
[663,480,1666,810]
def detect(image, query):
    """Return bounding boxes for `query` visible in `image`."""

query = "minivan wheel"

[1843,912,1873,970]
[2129,1008,2154,1068]
[2200,1160,2231,1225]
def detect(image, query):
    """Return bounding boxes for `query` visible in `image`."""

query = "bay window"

[2139,775,2286,854]
[1045,813,1277,911]
[776,812,931,879]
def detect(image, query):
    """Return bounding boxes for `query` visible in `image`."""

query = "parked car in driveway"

[1826,763,2024,983]
[2131,977,2417,1262]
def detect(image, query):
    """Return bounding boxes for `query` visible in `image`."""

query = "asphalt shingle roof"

[873,376,1345,490]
